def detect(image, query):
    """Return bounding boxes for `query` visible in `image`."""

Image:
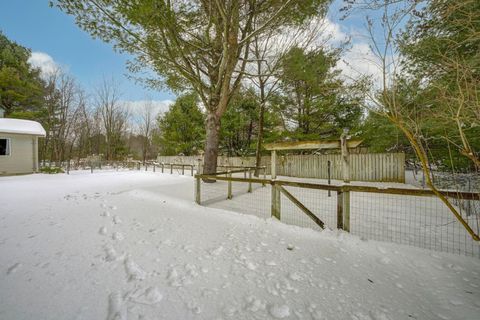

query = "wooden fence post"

[327,160,331,197]
[182,164,185,175]
[67,160,70,175]
[153,163,156,172]
[145,163,148,171]
[262,167,266,187]
[195,176,201,204]
[248,169,252,193]
[337,191,344,230]
[271,150,277,179]
[197,159,203,175]
[190,165,194,176]
[341,130,350,183]
[343,190,350,232]
[227,171,232,199]
[161,163,164,173]
[271,182,281,220]
[170,163,173,174]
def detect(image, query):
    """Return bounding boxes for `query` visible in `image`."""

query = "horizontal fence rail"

[195,172,480,258]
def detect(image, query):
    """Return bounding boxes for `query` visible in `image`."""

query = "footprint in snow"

[106,292,126,320]
[6,262,21,275]
[288,272,303,281]
[245,296,266,312]
[105,247,122,262]
[187,301,202,314]
[112,232,124,241]
[99,227,107,235]
[210,246,224,256]
[129,286,163,305]
[113,216,122,224]
[269,304,290,319]
[124,258,146,281]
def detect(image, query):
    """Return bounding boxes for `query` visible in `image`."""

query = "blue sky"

[0,0,175,103]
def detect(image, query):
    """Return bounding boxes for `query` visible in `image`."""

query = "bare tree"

[94,78,129,160]
[42,68,84,165]
[137,100,155,163]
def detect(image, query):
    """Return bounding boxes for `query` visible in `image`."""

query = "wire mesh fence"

[349,192,479,257]
[195,174,480,258]
[200,178,271,219]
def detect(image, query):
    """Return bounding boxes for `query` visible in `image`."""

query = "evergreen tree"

[0,31,45,118]
[156,93,205,156]
[278,47,362,140]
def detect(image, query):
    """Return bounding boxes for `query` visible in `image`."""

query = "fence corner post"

[227,170,233,199]
[195,175,201,204]
[271,181,281,220]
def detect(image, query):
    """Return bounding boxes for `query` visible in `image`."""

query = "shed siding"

[0,133,35,175]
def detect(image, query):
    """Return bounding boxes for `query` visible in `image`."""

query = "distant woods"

[0,31,156,164]
[1,0,479,173]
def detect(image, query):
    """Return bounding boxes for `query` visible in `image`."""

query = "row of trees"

[56,0,477,175]
[0,31,158,164]
[3,1,478,175]
[156,45,364,158]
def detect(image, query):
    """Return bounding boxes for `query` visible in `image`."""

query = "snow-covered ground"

[1,171,479,320]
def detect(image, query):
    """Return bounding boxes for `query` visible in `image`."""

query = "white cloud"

[122,99,174,118]
[319,17,349,45]
[28,52,60,77]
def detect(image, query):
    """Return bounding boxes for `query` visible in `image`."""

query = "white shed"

[0,118,46,175]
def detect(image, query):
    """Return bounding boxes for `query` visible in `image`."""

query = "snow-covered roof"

[0,118,46,136]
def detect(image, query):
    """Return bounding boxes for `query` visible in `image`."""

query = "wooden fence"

[158,153,405,183]
[194,172,480,257]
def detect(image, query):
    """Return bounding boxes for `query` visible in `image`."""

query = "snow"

[200,173,480,257]
[0,118,46,136]
[1,171,479,320]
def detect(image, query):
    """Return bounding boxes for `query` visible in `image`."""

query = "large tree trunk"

[203,112,221,180]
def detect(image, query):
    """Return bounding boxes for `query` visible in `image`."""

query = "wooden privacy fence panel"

[273,153,405,182]
[158,152,405,183]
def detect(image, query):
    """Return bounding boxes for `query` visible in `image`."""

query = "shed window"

[0,138,10,156]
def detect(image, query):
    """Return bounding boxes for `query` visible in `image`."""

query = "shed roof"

[0,118,46,136]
